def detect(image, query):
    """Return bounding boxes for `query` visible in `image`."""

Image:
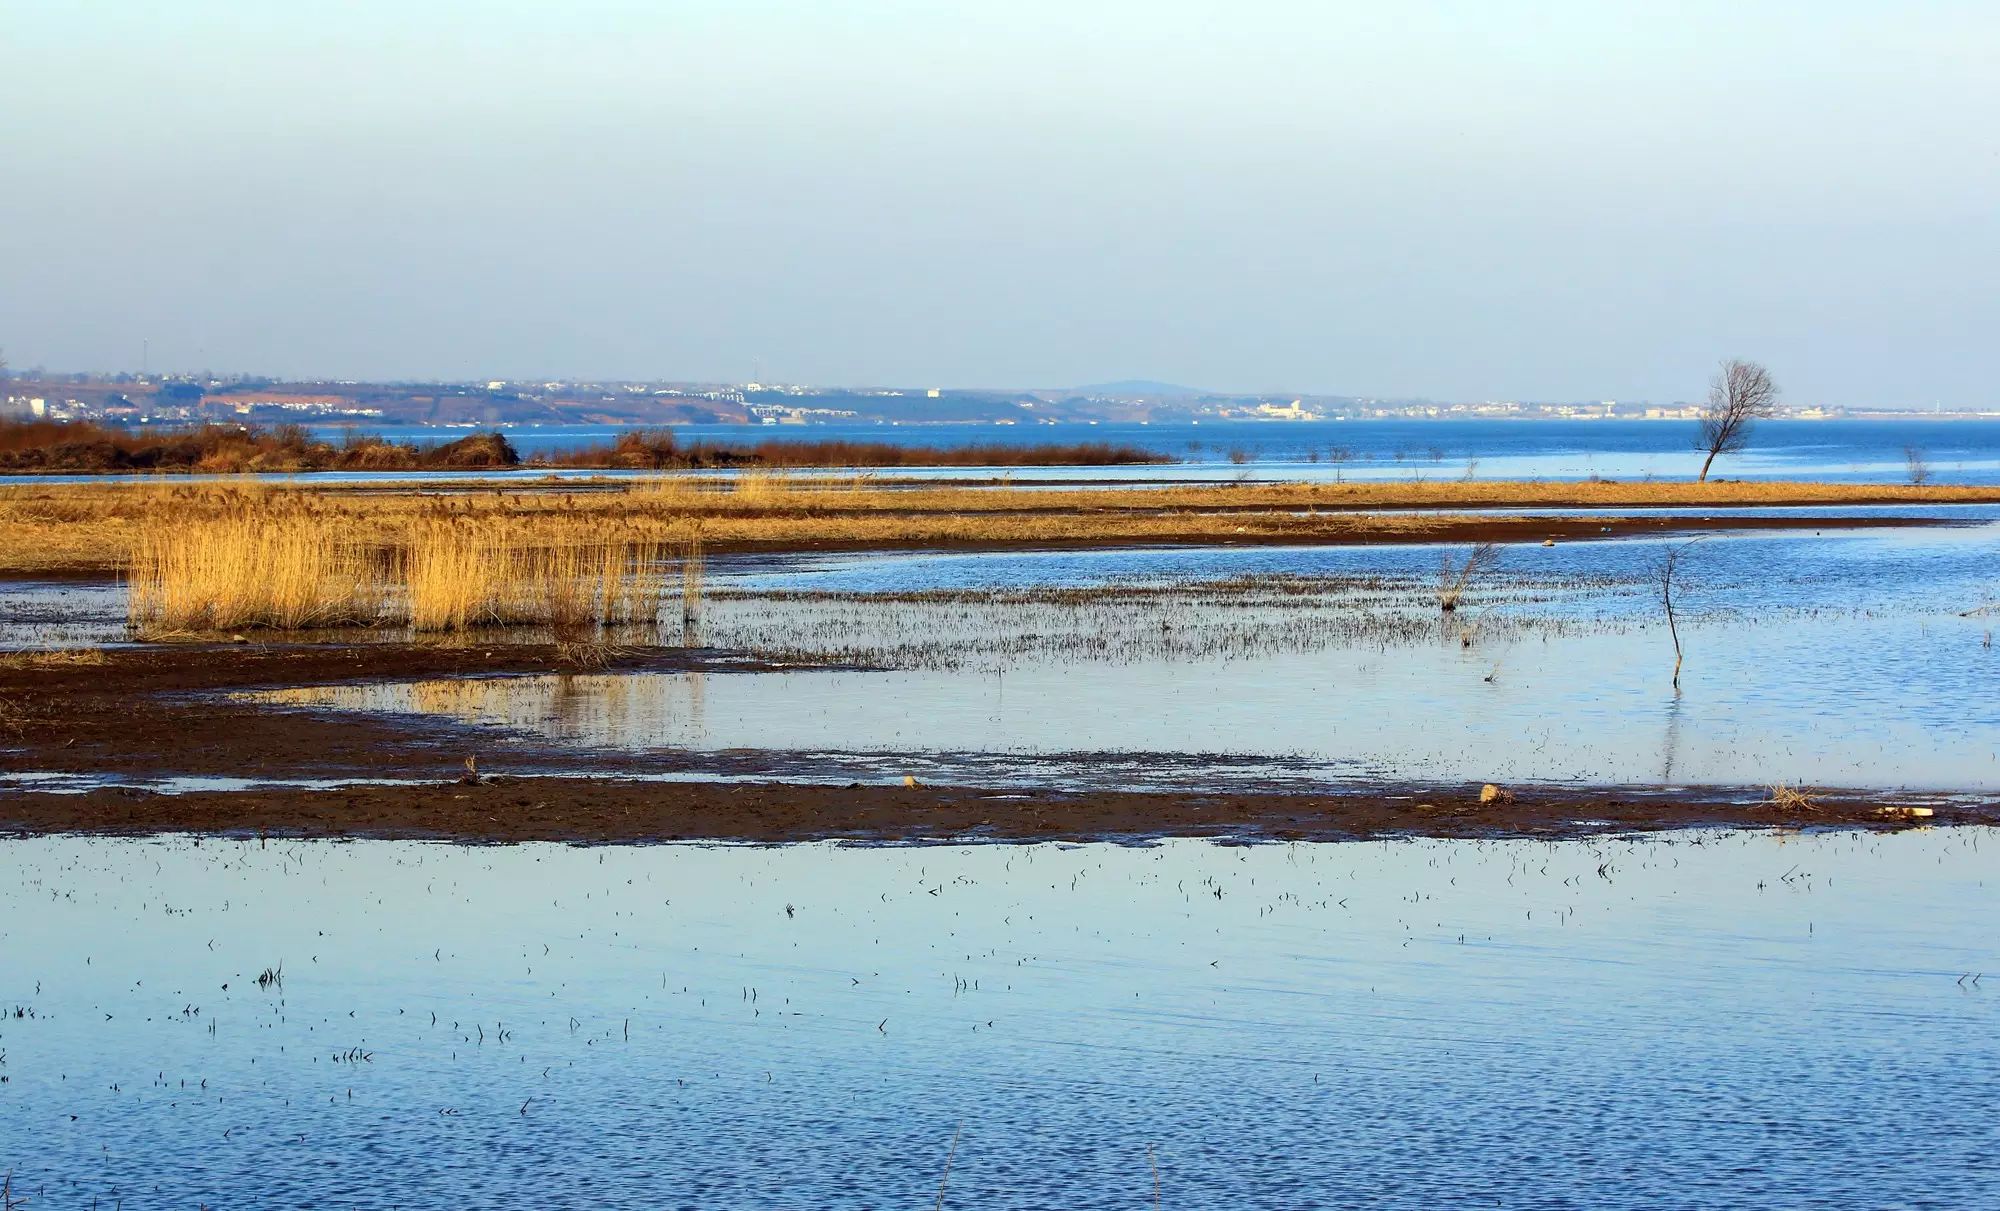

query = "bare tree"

[1695,359,1778,482]
[1327,445,1353,483]
[1904,445,1932,486]
[1657,537,1704,690]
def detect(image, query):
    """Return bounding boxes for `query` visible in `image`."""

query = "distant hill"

[1070,379,1208,398]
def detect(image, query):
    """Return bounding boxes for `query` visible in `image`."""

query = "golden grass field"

[3,475,1994,582]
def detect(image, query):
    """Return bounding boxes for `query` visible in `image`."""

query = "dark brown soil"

[0,642,767,783]
[688,510,1950,559]
[2,777,1984,845]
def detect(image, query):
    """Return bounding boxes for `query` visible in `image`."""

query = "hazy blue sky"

[4,1,1995,404]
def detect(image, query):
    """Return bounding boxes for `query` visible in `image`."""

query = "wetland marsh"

[3,463,1997,1205]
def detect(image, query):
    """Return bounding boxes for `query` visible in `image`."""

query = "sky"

[3,1,1996,406]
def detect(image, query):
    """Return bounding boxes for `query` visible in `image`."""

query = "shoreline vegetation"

[0,419,1166,473]
[2,476,1994,580]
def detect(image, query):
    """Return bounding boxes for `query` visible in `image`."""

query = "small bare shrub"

[1767,783,1821,812]
[1904,445,1932,486]
[1436,543,1501,612]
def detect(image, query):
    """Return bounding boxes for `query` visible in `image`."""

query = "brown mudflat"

[686,509,1947,558]
[0,641,762,783]
[2,639,1990,845]
[3,777,1987,845]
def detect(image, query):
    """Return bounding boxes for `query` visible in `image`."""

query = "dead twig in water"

[935,1120,963,1209]
[680,519,706,630]
[1656,537,1705,691]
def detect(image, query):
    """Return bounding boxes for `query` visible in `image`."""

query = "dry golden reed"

[124,502,691,635]
[11,474,1993,580]
[127,506,384,631]
[0,647,109,670]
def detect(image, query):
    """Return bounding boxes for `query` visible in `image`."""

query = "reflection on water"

[254,606,2000,790]
[2,830,1996,1206]
[710,520,2000,616]
[251,520,2000,791]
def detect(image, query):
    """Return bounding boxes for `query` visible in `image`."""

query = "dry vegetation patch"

[121,499,704,635]
[0,647,109,670]
[0,476,1988,580]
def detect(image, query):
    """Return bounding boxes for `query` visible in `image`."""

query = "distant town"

[3,370,1993,428]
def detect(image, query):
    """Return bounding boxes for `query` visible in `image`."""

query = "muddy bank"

[0,638,762,697]
[2,776,1987,844]
[6,633,1997,846]
[685,510,1954,558]
[0,641,787,784]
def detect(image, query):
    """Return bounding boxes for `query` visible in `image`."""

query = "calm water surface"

[1,830,1995,1207]
[409,418,2000,484]
[248,522,2000,792]
[11,418,2000,485]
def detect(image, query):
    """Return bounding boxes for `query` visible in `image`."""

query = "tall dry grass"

[128,507,386,631]
[680,519,706,627]
[400,519,492,631]
[126,502,693,636]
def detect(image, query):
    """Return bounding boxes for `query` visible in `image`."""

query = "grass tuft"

[0,647,108,670]
[125,502,679,636]
[1767,782,1822,812]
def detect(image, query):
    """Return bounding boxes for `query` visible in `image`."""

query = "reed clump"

[128,505,387,631]
[126,502,693,636]
[1768,782,1822,812]
[400,518,682,635]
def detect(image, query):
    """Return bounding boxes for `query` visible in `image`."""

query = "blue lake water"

[353,418,2000,484]
[10,417,2000,485]
[241,518,2000,792]
[2,830,1995,1208]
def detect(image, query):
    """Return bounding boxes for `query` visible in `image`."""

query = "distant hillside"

[1070,380,1208,398]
